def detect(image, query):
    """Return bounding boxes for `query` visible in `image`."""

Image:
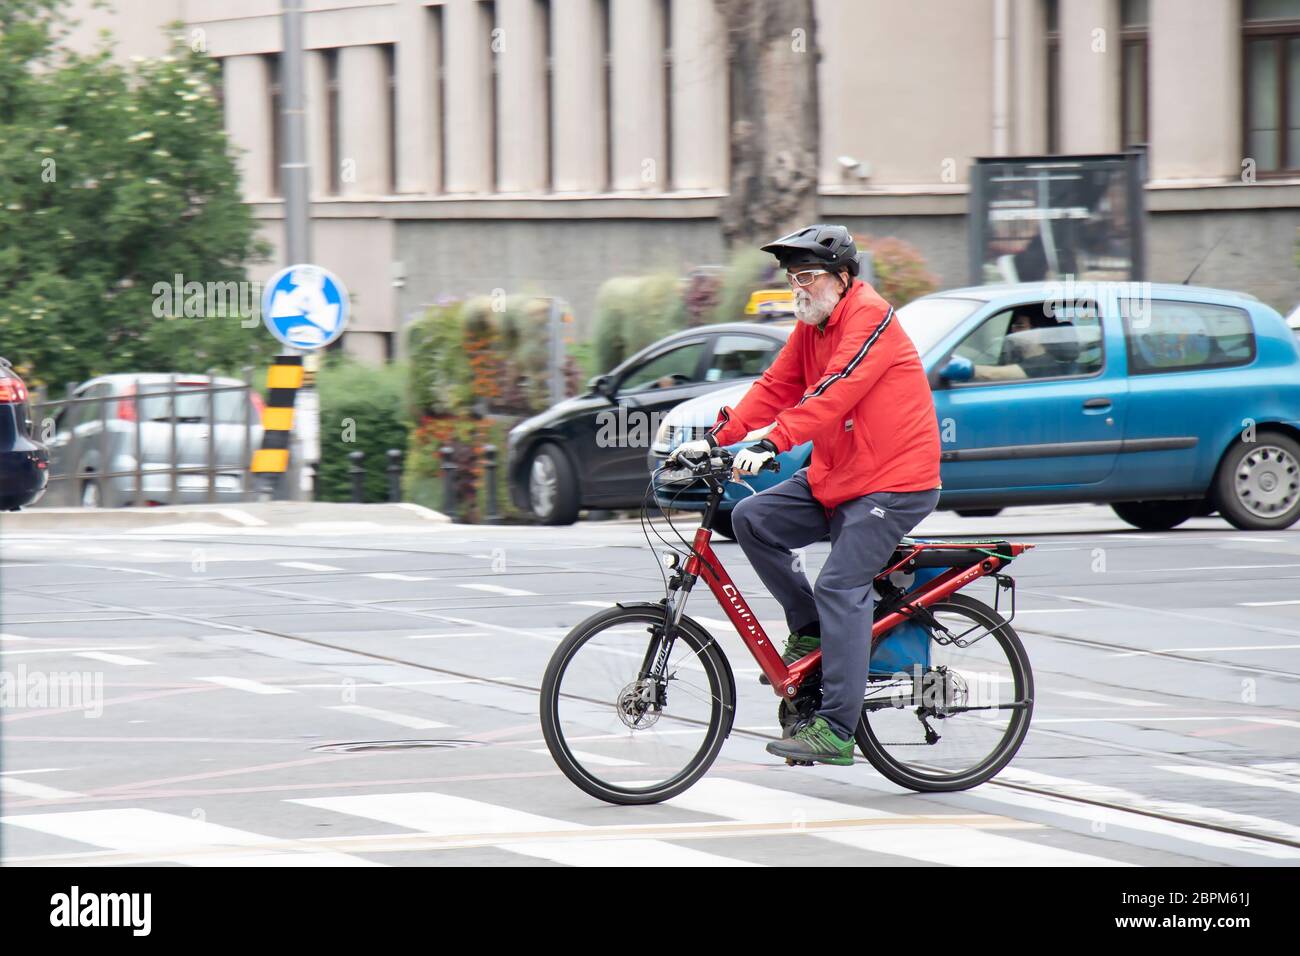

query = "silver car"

[43,373,263,507]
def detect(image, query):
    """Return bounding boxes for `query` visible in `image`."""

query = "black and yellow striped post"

[251,355,304,485]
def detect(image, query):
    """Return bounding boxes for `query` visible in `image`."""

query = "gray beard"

[794,284,841,325]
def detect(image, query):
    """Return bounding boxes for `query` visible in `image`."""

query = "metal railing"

[31,373,259,507]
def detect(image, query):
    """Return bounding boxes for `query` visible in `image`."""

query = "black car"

[507,322,792,523]
[0,358,49,510]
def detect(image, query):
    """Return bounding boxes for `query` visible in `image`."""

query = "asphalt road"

[1,503,1298,867]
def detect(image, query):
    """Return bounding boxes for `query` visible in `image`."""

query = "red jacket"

[709,280,941,509]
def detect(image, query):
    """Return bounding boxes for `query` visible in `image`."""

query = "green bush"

[315,358,410,502]
[708,248,775,324]
[591,273,686,372]
[403,415,517,523]
[405,301,471,419]
[856,235,938,307]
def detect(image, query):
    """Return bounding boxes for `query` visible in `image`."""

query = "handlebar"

[657,447,780,486]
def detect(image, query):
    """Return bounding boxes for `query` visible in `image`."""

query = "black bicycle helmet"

[761,224,859,277]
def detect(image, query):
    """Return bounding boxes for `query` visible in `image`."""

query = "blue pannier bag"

[869,567,941,677]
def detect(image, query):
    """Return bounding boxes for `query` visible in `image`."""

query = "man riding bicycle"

[670,224,942,766]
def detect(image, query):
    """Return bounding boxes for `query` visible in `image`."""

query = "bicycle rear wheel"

[856,593,1033,792]
[540,605,735,805]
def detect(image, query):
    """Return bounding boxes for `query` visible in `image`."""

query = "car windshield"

[895,297,983,356]
[137,383,253,423]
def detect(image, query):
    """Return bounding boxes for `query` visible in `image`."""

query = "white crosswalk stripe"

[659,778,1129,867]
[74,652,151,667]
[0,777,83,801]
[1155,764,1300,796]
[0,808,380,866]
[991,767,1300,856]
[1053,690,1166,708]
[458,583,538,597]
[198,676,295,695]
[326,705,450,730]
[528,748,643,767]
[289,791,759,867]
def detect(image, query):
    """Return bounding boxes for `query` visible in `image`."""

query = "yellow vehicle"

[743,288,795,319]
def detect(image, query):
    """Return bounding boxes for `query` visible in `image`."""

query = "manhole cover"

[311,739,483,754]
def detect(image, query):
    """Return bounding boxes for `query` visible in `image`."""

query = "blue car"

[650,282,1300,535]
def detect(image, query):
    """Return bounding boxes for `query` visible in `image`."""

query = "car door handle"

[1082,398,1112,409]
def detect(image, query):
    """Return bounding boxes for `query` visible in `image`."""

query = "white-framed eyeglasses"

[787,268,830,288]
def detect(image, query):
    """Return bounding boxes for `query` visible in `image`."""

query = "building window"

[430,5,445,194]
[539,0,553,192]
[383,44,397,193]
[662,0,672,191]
[324,49,340,195]
[598,0,611,190]
[1120,0,1149,148]
[1045,0,1059,153]
[1244,0,1300,173]
[267,54,282,196]
[483,0,498,193]
[214,57,226,110]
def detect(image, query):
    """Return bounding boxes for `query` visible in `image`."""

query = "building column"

[1058,0,1120,153]
[552,0,605,192]
[497,0,548,192]
[670,0,726,190]
[444,0,493,194]
[304,49,330,198]
[222,55,273,200]
[1149,0,1239,179]
[610,0,666,191]
[1010,0,1048,155]
[395,1,440,194]
[337,45,390,197]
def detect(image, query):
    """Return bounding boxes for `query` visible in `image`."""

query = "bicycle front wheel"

[540,605,735,805]
[856,593,1034,792]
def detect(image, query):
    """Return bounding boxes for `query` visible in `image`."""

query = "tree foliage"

[0,0,273,389]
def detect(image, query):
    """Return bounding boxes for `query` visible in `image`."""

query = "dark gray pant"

[730,470,940,739]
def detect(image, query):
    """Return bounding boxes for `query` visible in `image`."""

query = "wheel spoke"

[544,610,730,802]
[860,598,1032,789]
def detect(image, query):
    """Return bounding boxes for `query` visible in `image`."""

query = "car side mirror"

[588,374,615,398]
[939,356,975,384]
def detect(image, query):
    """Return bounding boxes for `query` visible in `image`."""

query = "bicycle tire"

[540,604,736,805]
[855,593,1033,792]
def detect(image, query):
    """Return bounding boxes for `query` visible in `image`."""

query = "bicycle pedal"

[784,758,816,767]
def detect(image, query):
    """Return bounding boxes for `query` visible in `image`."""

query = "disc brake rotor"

[615,678,661,730]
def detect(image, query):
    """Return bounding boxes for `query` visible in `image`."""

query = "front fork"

[639,480,722,687]
[638,567,695,685]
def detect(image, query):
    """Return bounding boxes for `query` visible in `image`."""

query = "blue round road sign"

[262,264,349,350]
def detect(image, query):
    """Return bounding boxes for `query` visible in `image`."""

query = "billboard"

[969,153,1146,286]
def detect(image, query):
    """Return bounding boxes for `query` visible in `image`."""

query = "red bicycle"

[540,448,1035,805]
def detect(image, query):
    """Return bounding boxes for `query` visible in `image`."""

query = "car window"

[619,341,707,393]
[896,296,983,355]
[1122,300,1255,373]
[953,302,1103,384]
[72,384,108,426]
[704,335,780,382]
[137,383,254,424]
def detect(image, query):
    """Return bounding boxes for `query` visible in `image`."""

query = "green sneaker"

[765,716,855,766]
[758,632,821,685]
